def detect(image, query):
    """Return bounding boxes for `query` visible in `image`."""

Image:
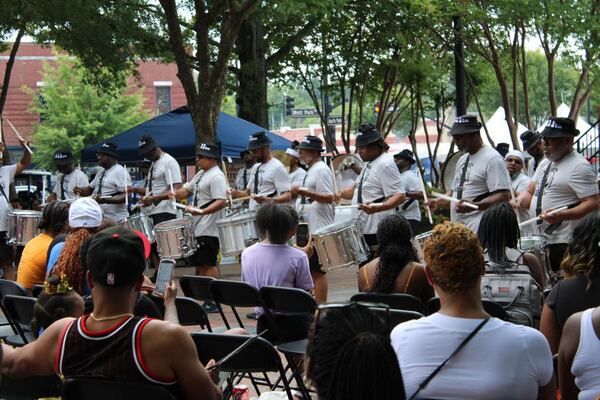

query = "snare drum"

[7,210,43,246]
[313,219,369,271]
[518,235,555,290]
[216,210,258,256]
[120,213,155,243]
[153,218,197,259]
[412,230,433,263]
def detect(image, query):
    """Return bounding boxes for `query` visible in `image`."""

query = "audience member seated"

[16,201,69,290]
[32,274,84,338]
[478,202,544,288]
[558,306,600,400]
[306,303,405,400]
[390,222,554,400]
[358,214,434,303]
[541,212,600,353]
[1,226,222,400]
[49,197,103,294]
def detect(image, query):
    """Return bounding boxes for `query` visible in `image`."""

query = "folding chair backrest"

[0,374,61,399]
[425,297,441,315]
[209,280,262,308]
[3,295,36,326]
[350,292,426,314]
[175,296,211,331]
[179,275,215,301]
[425,297,509,321]
[0,279,30,299]
[191,333,282,373]
[259,286,317,315]
[388,309,423,327]
[31,284,44,299]
[62,378,176,400]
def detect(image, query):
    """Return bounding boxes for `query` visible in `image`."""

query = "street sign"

[291,108,319,118]
[327,115,344,125]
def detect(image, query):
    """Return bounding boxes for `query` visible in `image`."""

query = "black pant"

[407,219,421,237]
[548,243,568,272]
[359,234,379,268]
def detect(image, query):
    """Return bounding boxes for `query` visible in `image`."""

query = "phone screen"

[153,259,175,296]
[296,223,310,247]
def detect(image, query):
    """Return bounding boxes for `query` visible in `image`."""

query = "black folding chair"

[192,332,294,399]
[61,378,176,400]
[2,295,36,346]
[31,284,44,299]
[388,309,424,327]
[180,275,229,329]
[173,296,212,332]
[0,374,61,399]
[350,292,426,314]
[426,297,510,321]
[209,280,262,329]
[0,279,30,337]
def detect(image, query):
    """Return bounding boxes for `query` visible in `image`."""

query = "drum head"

[441,151,464,192]
[518,236,547,251]
[314,219,356,236]
[154,218,190,230]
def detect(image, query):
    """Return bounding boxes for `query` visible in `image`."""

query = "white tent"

[482,107,528,149]
[555,103,592,134]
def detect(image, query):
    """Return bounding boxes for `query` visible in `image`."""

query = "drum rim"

[154,218,192,230]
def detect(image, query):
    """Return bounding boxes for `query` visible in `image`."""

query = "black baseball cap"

[248,131,272,150]
[355,123,382,147]
[297,135,324,152]
[138,135,158,155]
[97,142,119,159]
[84,226,145,288]
[540,117,579,138]
[196,143,220,159]
[394,149,416,164]
[450,115,482,136]
[520,130,541,151]
[54,150,74,166]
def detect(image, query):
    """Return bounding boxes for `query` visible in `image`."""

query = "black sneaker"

[246,312,258,320]
[202,301,219,314]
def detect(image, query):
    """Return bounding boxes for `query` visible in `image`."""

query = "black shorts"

[359,234,379,268]
[407,219,421,237]
[0,232,14,263]
[187,236,220,267]
[309,250,325,274]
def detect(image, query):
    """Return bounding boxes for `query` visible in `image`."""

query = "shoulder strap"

[409,318,490,400]
[403,263,417,293]
[363,266,371,291]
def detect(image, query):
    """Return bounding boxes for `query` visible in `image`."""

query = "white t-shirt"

[512,172,533,236]
[289,168,306,188]
[247,158,291,211]
[52,169,89,201]
[89,163,131,221]
[450,146,510,233]
[0,164,17,232]
[529,152,598,244]
[352,152,405,235]
[397,169,423,222]
[146,152,182,215]
[295,161,335,234]
[235,163,258,191]
[184,165,227,237]
[391,313,553,400]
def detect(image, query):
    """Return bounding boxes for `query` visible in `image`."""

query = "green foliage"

[27,55,148,170]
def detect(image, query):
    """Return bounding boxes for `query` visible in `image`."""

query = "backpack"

[480,261,542,326]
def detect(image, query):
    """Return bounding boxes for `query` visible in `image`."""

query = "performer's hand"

[253,194,269,204]
[73,186,82,195]
[540,209,563,225]
[290,185,300,197]
[510,198,521,210]
[141,195,155,206]
[358,202,380,215]
[426,198,439,211]
[184,205,203,216]
[333,192,342,204]
[94,195,105,204]
[454,200,472,214]
[228,188,241,198]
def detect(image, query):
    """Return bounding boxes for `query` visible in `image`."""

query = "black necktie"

[60,176,66,200]
[148,164,154,193]
[253,166,260,194]
[357,165,370,204]
[243,168,248,189]
[535,162,553,224]
[456,156,470,200]
[98,171,106,196]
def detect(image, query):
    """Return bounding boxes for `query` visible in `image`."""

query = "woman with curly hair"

[357,214,433,303]
[49,198,103,295]
[390,222,554,399]
[541,212,600,353]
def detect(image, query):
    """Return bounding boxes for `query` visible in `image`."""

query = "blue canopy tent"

[80,106,291,162]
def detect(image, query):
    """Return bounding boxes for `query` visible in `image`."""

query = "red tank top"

[56,315,180,392]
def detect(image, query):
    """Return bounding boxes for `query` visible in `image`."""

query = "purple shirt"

[241,243,314,314]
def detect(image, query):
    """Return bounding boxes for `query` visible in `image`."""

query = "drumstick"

[221,159,234,207]
[518,205,569,228]
[336,202,381,210]
[123,164,129,208]
[166,168,176,209]
[329,158,338,194]
[5,119,33,154]
[231,195,252,203]
[174,202,204,214]
[430,191,479,210]
[416,168,434,225]
[503,168,521,225]
[41,175,47,206]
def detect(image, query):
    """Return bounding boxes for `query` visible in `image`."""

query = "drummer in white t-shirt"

[427,115,510,234]
[47,150,89,203]
[290,135,334,303]
[520,130,545,178]
[336,123,406,265]
[393,149,423,236]
[229,131,291,210]
[504,150,533,236]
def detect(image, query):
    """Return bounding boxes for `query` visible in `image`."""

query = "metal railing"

[575,119,600,173]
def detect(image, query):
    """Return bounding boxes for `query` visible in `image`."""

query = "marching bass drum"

[441,151,465,192]
[331,153,364,205]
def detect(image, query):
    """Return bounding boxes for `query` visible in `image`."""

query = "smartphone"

[296,223,310,247]
[153,259,176,297]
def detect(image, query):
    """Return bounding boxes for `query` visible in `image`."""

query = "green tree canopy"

[27,55,148,170]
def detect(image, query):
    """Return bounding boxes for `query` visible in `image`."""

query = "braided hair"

[37,201,69,235]
[477,202,519,265]
[370,215,417,293]
[50,228,93,294]
[31,275,83,338]
[561,212,600,289]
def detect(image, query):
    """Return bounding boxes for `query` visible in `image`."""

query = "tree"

[26,55,148,169]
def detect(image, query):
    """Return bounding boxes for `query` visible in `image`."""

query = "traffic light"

[285,96,295,116]
[374,102,381,114]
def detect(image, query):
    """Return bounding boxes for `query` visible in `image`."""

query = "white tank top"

[571,308,600,400]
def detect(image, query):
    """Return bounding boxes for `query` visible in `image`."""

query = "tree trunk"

[236,12,268,128]
[520,22,533,129]
[546,53,558,115]
[569,67,589,122]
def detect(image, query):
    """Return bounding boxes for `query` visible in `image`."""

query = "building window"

[155,86,171,115]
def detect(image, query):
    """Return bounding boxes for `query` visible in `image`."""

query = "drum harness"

[356,163,385,211]
[0,183,13,210]
[191,170,217,212]
[534,162,579,235]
